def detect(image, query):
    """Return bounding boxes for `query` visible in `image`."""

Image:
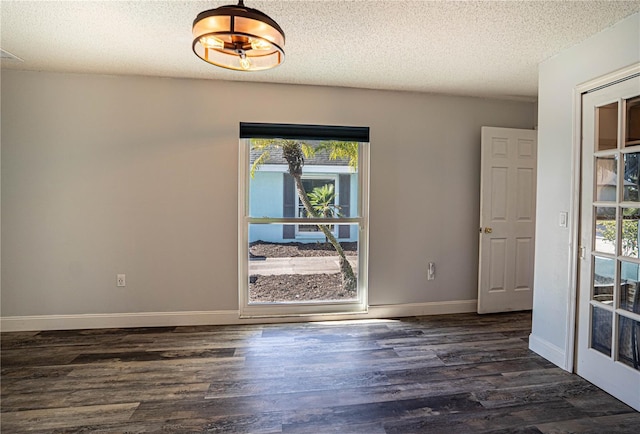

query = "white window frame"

[238,136,369,319]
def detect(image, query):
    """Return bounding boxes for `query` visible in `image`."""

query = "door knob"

[484,227,493,234]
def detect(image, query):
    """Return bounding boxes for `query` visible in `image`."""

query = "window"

[239,123,369,317]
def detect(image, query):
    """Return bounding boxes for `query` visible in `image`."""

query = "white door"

[578,74,640,411]
[478,127,537,314]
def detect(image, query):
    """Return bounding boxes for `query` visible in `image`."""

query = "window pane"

[591,305,613,357]
[623,153,640,202]
[620,261,640,314]
[625,96,640,147]
[618,315,640,371]
[621,207,640,257]
[248,140,359,219]
[248,223,359,304]
[594,206,616,254]
[595,155,617,202]
[596,102,618,151]
[593,256,614,303]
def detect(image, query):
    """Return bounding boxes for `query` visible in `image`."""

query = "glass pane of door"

[594,207,616,254]
[625,96,640,147]
[593,256,615,303]
[595,155,618,201]
[620,261,640,313]
[618,316,640,371]
[597,102,618,151]
[620,207,640,257]
[591,305,613,356]
[623,153,640,201]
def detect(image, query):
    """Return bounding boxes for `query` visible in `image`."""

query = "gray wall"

[1,70,534,320]
[532,13,640,368]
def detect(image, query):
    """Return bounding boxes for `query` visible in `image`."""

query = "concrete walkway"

[248,256,358,276]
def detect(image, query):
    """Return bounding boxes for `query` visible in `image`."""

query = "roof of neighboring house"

[249,146,350,167]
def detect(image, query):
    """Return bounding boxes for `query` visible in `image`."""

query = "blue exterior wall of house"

[249,171,284,242]
[249,171,283,218]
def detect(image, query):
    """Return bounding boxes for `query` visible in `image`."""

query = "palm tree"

[250,139,358,292]
[308,183,341,242]
[308,183,341,218]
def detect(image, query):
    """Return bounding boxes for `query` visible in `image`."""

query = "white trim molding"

[1,300,478,332]
[0,311,242,332]
[529,333,568,370]
[368,299,478,317]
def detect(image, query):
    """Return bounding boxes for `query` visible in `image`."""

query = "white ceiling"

[2,1,640,101]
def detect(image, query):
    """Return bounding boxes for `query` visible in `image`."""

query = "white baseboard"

[0,311,241,332]
[528,333,569,371]
[0,300,478,332]
[369,299,478,317]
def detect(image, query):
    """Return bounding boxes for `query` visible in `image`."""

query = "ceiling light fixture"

[192,0,285,72]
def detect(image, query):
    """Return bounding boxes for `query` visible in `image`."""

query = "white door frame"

[567,63,640,372]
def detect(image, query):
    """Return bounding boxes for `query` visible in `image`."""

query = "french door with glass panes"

[578,73,640,411]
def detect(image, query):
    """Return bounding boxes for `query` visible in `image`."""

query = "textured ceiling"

[1,1,640,101]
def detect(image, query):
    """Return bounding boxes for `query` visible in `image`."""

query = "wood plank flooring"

[1,311,638,433]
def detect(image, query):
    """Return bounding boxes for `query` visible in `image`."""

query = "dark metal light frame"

[192,0,285,72]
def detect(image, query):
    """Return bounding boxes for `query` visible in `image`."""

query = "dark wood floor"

[1,311,638,433]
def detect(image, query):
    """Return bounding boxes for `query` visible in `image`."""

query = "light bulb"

[250,39,272,51]
[199,35,224,49]
[239,55,251,70]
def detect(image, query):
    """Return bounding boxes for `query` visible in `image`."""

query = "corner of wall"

[529,332,570,371]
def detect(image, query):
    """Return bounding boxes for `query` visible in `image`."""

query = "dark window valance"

[240,123,369,142]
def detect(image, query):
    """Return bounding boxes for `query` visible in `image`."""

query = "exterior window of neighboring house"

[238,123,370,317]
[297,177,337,235]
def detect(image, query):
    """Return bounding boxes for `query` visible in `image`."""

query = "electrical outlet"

[427,262,435,281]
[117,274,126,287]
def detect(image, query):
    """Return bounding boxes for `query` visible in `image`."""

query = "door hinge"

[579,246,586,260]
